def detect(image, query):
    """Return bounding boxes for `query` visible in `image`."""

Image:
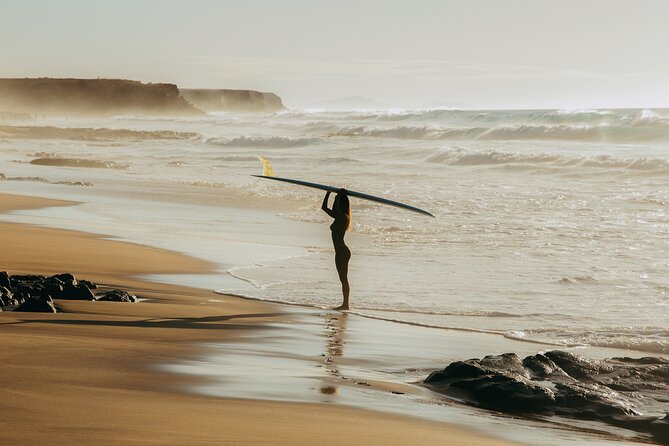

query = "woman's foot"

[334,304,349,311]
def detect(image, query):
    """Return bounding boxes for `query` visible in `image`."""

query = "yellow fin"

[258,156,276,177]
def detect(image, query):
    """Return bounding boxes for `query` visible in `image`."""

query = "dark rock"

[10,274,45,286]
[14,296,56,313]
[0,271,10,288]
[96,289,136,302]
[60,283,95,301]
[544,350,614,380]
[425,351,669,445]
[13,290,30,304]
[42,282,64,299]
[49,273,77,287]
[523,353,571,380]
[0,285,12,299]
[79,280,97,290]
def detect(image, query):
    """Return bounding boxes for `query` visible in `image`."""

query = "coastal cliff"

[0,78,202,116]
[180,89,285,112]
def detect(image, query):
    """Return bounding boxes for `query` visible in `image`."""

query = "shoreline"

[0,192,519,446]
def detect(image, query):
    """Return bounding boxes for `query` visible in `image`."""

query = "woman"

[322,189,351,310]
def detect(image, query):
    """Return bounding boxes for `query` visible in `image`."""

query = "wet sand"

[0,192,516,446]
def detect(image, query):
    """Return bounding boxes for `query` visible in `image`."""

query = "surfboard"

[252,175,435,217]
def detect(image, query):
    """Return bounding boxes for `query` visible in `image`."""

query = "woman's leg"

[335,249,350,310]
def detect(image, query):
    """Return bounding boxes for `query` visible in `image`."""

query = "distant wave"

[204,135,322,148]
[0,175,92,186]
[346,107,669,127]
[0,125,197,141]
[333,122,669,143]
[30,157,128,169]
[424,147,669,173]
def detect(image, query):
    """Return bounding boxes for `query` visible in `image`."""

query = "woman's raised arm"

[322,191,335,217]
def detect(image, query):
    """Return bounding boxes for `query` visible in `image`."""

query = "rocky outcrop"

[180,89,285,113]
[96,289,137,302]
[15,296,56,313]
[0,272,136,312]
[425,351,669,444]
[0,78,202,117]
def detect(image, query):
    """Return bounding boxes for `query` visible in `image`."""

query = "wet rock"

[0,271,10,288]
[49,273,77,287]
[14,296,56,313]
[79,280,97,290]
[61,283,95,300]
[0,285,12,299]
[425,351,669,444]
[10,274,45,286]
[544,350,613,381]
[96,289,136,302]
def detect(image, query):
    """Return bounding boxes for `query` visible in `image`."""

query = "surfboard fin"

[258,156,276,177]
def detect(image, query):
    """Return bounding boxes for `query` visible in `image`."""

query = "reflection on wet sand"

[320,312,348,395]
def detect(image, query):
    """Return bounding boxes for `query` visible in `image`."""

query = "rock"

[79,280,97,290]
[0,271,10,288]
[425,351,669,444]
[48,273,77,287]
[544,350,613,380]
[10,274,45,285]
[96,289,136,302]
[14,296,56,313]
[0,285,12,299]
[13,290,30,304]
[60,283,95,300]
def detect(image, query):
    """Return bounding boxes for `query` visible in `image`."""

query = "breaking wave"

[424,147,669,173]
[204,135,322,148]
[333,123,669,142]
[0,125,196,141]
[30,157,128,169]
[506,327,669,355]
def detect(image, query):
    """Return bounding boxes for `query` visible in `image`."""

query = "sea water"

[1,108,667,357]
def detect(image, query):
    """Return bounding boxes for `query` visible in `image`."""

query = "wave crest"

[425,147,669,173]
[204,135,322,148]
[333,122,669,142]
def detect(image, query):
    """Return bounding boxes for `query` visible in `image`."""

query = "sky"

[1,0,668,109]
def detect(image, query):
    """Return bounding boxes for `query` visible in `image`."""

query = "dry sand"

[0,192,516,446]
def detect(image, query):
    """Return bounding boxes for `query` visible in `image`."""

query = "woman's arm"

[322,191,335,217]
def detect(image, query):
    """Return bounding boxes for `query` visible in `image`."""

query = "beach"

[1,108,667,445]
[0,192,519,446]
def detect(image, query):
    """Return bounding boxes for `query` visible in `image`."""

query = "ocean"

[2,107,667,355]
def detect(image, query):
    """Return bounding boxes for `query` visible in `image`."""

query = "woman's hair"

[336,194,352,230]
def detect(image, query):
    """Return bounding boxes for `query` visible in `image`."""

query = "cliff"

[180,89,285,113]
[0,78,202,116]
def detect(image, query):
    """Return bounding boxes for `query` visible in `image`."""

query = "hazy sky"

[1,0,668,109]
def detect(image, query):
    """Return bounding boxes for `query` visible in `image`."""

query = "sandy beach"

[0,192,517,446]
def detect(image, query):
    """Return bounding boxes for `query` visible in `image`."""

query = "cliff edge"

[0,78,201,116]
[180,89,285,113]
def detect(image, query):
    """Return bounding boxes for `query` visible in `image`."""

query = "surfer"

[322,189,351,310]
